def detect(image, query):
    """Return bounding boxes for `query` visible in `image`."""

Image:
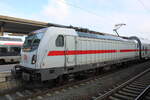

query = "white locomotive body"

[14,27,150,81]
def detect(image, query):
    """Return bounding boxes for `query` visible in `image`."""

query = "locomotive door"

[65,36,76,67]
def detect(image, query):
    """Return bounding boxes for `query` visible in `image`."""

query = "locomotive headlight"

[31,55,37,64]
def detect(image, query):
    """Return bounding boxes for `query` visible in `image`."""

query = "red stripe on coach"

[3,43,23,46]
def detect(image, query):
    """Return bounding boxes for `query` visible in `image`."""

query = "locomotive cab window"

[56,35,64,47]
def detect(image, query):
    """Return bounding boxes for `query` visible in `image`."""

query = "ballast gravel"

[35,61,150,100]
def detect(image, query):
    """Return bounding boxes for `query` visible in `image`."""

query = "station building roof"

[0,15,49,34]
[0,15,121,38]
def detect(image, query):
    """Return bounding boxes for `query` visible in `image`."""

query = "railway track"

[0,70,111,100]
[94,67,150,100]
[0,63,132,100]
[0,61,149,100]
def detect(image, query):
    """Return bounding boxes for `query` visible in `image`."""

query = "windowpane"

[0,47,8,56]
[56,35,64,47]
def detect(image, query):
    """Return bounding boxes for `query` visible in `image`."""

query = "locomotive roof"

[48,26,133,42]
[77,31,133,42]
[44,26,134,43]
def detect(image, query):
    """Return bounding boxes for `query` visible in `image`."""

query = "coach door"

[65,36,76,67]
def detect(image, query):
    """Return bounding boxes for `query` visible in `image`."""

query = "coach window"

[0,47,7,56]
[56,35,64,47]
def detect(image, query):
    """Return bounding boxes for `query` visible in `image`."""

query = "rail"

[135,85,150,100]
[94,68,150,100]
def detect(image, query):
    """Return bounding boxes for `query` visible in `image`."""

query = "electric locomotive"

[12,26,150,81]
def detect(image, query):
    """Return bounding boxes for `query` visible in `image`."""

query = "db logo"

[24,54,27,60]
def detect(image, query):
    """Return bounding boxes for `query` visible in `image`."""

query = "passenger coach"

[0,36,23,64]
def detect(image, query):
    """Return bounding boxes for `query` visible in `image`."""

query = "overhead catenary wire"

[58,0,105,30]
[59,0,103,19]
[58,0,124,28]
[137,0,150,12]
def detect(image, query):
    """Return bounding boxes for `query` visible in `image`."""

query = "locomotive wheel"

[55,75,65,85]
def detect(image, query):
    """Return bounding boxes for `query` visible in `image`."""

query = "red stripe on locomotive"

[47,49,140,56]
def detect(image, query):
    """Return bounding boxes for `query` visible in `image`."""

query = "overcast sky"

[0,0,150,39]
